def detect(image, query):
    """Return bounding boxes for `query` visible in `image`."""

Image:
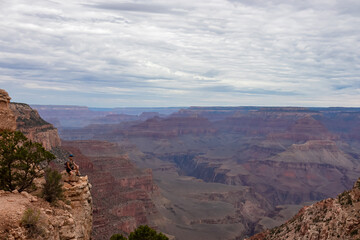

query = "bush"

[350,229,358,236]
[21,207,44,237]
[129,225,168,240]
[0,130,55,192]
[42,168,63,203]
[110,234,127,240]
[338,191,352,206]
[21,207,40,228]
[110,225,168,240]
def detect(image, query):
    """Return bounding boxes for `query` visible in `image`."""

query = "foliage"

[42,168,63,203]
[338,190,352,206]
[21,207,40,228]
[0,130,55,192]
[129,225,168,240]
[110,233,127,240]
[21,207,45,237]
[350,229,358,236]
[110,225,169,240]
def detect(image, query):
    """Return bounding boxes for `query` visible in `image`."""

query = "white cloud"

[0,0,359,107]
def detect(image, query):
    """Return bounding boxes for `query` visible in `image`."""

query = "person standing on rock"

[65,154,80,176]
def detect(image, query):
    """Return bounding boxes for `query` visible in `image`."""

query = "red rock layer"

[61,140,159,240]
[268,116,336,142]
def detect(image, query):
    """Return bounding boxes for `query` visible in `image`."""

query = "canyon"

[3,91,359,239]
[34,105,360,239]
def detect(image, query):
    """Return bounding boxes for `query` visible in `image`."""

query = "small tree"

[21,207,45,237]
[110,234,127,240]
[128,225,168,240]
[42,168,63,203]
[0,130,55,192]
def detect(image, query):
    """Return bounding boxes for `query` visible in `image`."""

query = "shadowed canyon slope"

[34,105,360,239]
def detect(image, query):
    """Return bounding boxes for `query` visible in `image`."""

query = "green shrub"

[110,233,127,240]
[350,229,358,236]
[338,191,352,206]
[21,207,44,237]
[110,225,168,240]
[21,208,40,228]
[42,168,63,203]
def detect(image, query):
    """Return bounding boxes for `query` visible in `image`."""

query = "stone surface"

[0,89,16,131]
[62,173,93,240]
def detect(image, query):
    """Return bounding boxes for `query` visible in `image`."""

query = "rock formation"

[0,175,92,240]
[0,89,16,131]
[10,102,61,150]
[247,177,360,240]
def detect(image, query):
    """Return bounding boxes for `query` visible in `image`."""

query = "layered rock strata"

[61,140,159,240]
[10,102,61,150]
[0,89,16,131]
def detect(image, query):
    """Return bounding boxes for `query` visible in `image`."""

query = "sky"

[0,0,359,107]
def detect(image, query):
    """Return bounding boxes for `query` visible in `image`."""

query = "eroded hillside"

[247,177,360,240]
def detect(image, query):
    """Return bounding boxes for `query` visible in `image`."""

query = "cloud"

[0,0,359,107]
[86,2,186,15]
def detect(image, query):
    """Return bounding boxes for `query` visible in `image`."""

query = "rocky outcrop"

[63,174,93,240]
[0,175,92,240]
[247,177,360,240]
[0,89,16,131]
[10,103,61,150]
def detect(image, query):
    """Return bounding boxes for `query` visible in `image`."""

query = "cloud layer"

[0,0,359,107]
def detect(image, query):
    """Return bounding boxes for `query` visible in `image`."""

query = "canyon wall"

[61,140,160,240]
[10,102,61,150]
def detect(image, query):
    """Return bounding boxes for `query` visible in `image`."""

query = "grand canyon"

[30,104,360,239]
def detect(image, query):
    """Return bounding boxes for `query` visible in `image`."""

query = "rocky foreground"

[0,174,92,240]
[247,177,360,240]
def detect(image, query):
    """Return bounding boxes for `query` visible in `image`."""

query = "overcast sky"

[0,0,359,107]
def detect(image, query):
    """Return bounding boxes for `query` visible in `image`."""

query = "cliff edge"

[247,177,360,240]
